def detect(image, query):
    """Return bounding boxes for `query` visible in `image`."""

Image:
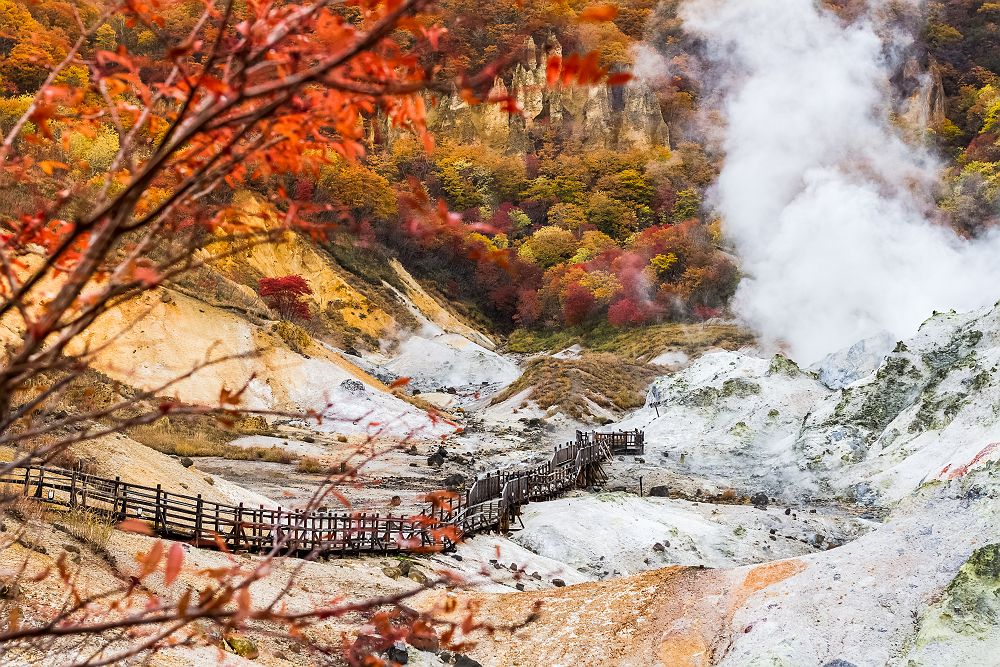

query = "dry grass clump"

[128,421,296,464]
[296,456,328,474]
[492,353,661,422]
[270,320,314,355]
[2,487,44,525]
[60,507,114,551]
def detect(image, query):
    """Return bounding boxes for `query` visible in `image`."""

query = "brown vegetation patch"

[491,353,661,421]
[127,420,296,464]
[56,507,115,553]
[297,456,328,474]
[507,322,754,362]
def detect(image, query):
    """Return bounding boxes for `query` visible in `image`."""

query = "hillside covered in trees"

[4,0,1000,338]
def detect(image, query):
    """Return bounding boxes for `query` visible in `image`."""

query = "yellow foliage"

[579,270,621,302]
[518,225,578,268]
[548,202,587,231]
[136,29,158,52]
[55,64,90,89]
[135,187,171,218]
[67,125,120,173]
[317,159,398,221]
[0,94,34,133]
[650,252,678,275]
[467,232,499,252]
[706,219,723,244]
[95,24,117,51]
[569,230,617,263]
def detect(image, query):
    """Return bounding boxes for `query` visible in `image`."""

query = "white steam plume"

[679,0,1000,363]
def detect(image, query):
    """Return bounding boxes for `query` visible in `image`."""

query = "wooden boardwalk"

[0,429,644,557]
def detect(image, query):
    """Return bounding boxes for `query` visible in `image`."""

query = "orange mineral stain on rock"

[657,627,710,666]
[730,558,807,613]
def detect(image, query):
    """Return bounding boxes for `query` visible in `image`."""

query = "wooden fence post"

[80,474,89,508]
[235,503,244,551]
[69,468,78,508]
[274,506,282,553]
[257,504,265,550]
[111,476,119,519]
[194,495,203,546]
[155,484,163,533]
[116,477,126,519]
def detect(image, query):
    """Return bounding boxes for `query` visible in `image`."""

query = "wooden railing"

[593,429,644,455]
[0,430,642,557]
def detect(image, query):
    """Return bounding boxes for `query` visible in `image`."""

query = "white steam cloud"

[679,0,1000,363]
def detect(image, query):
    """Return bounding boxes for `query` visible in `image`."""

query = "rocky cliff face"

[897,56,947,133]
[427,36,670,153]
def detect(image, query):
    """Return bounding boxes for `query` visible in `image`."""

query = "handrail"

[1,430,642,557]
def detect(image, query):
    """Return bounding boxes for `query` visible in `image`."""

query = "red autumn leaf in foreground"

[164,543,184,586]
[118,519,154,535]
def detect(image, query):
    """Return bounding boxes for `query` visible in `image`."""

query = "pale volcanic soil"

[159,305,999,666]
[14,242,1000,666]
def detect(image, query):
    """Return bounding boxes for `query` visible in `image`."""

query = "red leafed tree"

[608,297,645,327]
[562,282,595,325]
[514,288,543,327]
[259,275,313,320]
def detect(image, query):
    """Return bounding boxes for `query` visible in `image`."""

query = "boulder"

[428,446,448,467]
[648,485,670,497]
[224,632,260,660]
[443,473,466,490]
[751,492,769,509]
[0,578,19,599]
[179,456,194,468]
[551,578,566,587]
[386,641,409,664]
[340,379,366,393]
